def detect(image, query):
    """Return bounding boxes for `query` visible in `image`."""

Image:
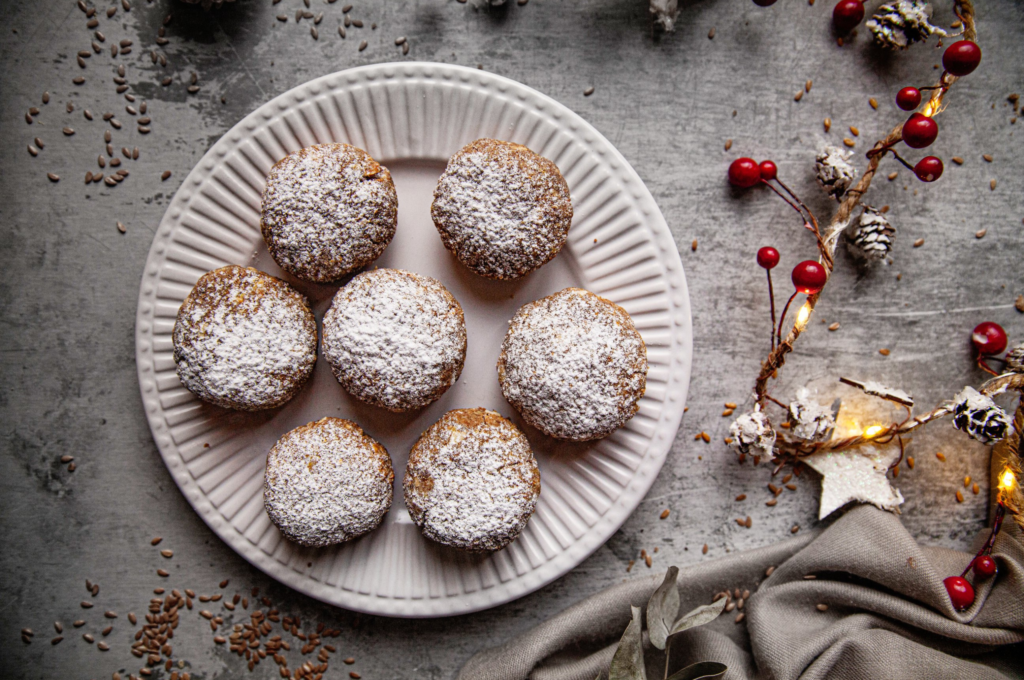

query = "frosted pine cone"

[1006,343,1024,373]
[815,147,857,201]
[650,0,679,32]
[867,0,947,50]
[728,406,776,458]
[788,388,835,442]
[845,206,895,261]
[951,387,1013,444]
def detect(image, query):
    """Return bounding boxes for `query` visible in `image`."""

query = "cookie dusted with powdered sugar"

[430,138,572,280]
[264,417,394,547]
[172,265,317,411]
[261,143,398,282]
[321,269,467,412]
[497,287,647,441]
[404,408,540,552]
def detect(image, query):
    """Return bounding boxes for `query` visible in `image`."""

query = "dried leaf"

[669,597,728,636]
[647,566,680,650]
[666,662,729,680]
[608,606,646,680]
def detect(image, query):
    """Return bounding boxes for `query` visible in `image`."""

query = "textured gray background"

[1,0,1022,677]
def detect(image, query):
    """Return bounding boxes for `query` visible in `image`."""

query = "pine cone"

[951,387,1013,444]
[728,406,776,457]
[1006,343,1024,373]
[815,146,857,201]
[788,388,835,442]
[867,0,946,50]
[178,0,236,9]
[845,206,895,261]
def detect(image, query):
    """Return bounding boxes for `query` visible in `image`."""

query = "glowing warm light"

[999,469,1017,492]
[795,303,812,328]
[864,425,884,438]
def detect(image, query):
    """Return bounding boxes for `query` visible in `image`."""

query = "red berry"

[757,246,780,270]
[792,261,827,295]
[752,0,778,5]
[943,576,975,610]
[914,156,943,182]
[759,160,778,181]
[902,114,938,149]
[972,322,1008,355]
[832,0,864,34]
[896,87,922,111]
[943,40,982,77]
[728,158,762,188]
[973,555,997,578]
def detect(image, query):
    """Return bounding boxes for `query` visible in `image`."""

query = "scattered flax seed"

[805,80,813,93]
[794,91,803,102]
[691,239,698,252]
[936,452,946,462]
[344,658,356,665]
[973,483,980,495]
[735,518,745,527]
[724,139,733,151]
[708,27,715,39]
[823,118,832,132]
[725,402,737,409]
[956,490,964,503]
[791,525,800,534]
[725,601,735,612]
[161,549,173,558]
[907,456,915,469]
[83,633,94,643]
[52,636,63,645]
[879,348,890,356]
[983,154,993,162]
[28,144,39,157]
[645,553,653,568]
[311,27,318,39]
[54,622,63,633]
[765,566,776,576]
[735,613,745,624]
[128,612,137,625]
[785,483,797,491]
[161,170,172,181]
[766,499,777,506]
[975,229,987,239]
[842,138,855,148]
[869,97,879,109]
[828,322,840,331]
[888,171,898,181]
[359,40,367,51]
[73,620,85,627]
[219,579,229,588]
[157,569,169,577]
[745,516,753,528]
[63,127,75,136]
[816,603,829,612]
[913,238,924,248]
[990,179,997,190]
[735,494,747,501]
[952,156,964,165]
[964,476,971,487]
[395,36,407,45]
[583,86,595,97]
[660,509,670,519]
[701,432,710,443]
[702,544,708,555]
[849,126,859,136]
[116,222,127,234]
[97,641,109,651]
[951,19,962,28]
[104,611,117,619]
[722,409,734,417]
[47,173,60,182]
[1016,295,1024,313]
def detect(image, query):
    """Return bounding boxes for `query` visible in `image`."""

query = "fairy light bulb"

[795,303,812,329]
[864,425,884,438]
[999,469,1017,493]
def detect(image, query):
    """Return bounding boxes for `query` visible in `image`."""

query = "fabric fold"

[458,505,1024,680]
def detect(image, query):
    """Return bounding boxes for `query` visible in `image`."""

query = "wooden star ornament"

[803,444,904,519]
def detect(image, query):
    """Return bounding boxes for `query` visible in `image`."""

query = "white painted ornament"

[804,444,904,519]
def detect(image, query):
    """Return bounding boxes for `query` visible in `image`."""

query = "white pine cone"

[728,406,776,458]
[788,388,835,442]
[650,0,680,32]
[845,206,895,261]
[1006,343,1024,373]
[951,387,1013,444]
[815,146,857,201]
[867,0,947,50]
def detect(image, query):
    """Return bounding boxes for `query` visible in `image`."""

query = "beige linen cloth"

[459,506,1024,680]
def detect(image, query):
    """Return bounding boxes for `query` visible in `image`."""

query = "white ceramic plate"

[135,63,691,617]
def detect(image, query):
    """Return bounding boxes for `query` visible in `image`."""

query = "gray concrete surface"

[1,0,1022,677]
